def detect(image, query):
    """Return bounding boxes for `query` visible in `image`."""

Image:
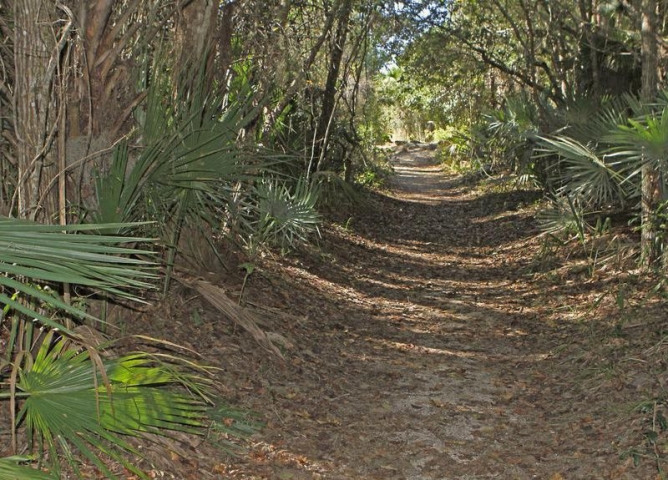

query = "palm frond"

[206,404,264,454]
[251,177,321,252]
[482,91,540,172]
[9,331,211,479]
[0,456,54,480]
[0,217,157,332]
[605,105,668,179]
[556,94,629,144]
[537,195,586,238]
[536,135,625,206]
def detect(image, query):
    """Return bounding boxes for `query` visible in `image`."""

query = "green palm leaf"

[536,135,625,206]
[0,456,54,480]
[0,217,157,332]
[9,332,211,479]
[605,105,668,187]
[252,177,321,252]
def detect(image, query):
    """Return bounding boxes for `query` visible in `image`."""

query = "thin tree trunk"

[312,0,353,175]
[640,0,661,267]
[579,0,601,99]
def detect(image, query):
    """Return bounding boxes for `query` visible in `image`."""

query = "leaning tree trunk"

[640,0,661,268]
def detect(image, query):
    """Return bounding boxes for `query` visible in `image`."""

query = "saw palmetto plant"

[535,92,668,267]
[92,53,322,287]
[484,91,540,173]
[536,93,668,212]
[244,176,322,255]
[89,53,296,293]
[0,218,213,479]
[535,135,627,208]
[6,330,212,479]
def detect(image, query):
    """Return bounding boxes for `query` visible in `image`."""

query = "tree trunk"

[218,2,236,91]
[175,0,219,96]
[579,0,601,99]
[640,0,661,267]
[13,1,62,220]
[262,1,341,138]
[312,0,353,175]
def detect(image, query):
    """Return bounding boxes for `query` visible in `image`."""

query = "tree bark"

[578,0,602,99]
[175,0,219,95]
[312,0,354,175]
[13,1,62,220]
[640,0,661,267]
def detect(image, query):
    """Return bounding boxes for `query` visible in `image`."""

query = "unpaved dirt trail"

[231,147,567,479]
[153,146,652,479]
[357,148,534,478]
[292,147,547,479]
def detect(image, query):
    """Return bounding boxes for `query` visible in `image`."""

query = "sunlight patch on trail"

[368,337,480,358]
